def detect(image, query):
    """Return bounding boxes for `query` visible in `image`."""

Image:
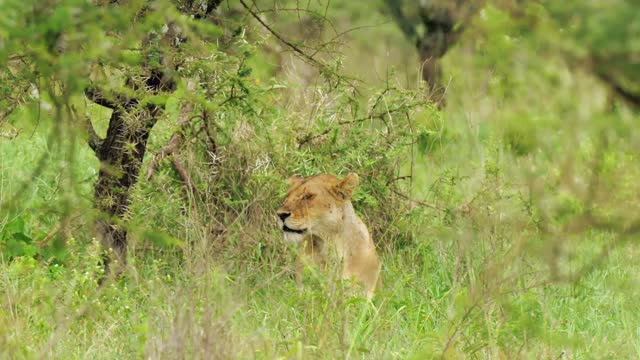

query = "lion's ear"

[287,175,303,187]
[337,172,359,199]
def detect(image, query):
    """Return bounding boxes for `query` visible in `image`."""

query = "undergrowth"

[2,1,640,359]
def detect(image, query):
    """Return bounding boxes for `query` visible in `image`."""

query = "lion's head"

[277,173,359,243]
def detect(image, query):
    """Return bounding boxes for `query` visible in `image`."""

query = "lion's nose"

[277,211,291,221]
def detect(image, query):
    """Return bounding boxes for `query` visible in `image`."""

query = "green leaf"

[3,216,26,236]
[12,232,32,244]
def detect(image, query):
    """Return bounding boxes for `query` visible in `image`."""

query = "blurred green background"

[1,0,639,358]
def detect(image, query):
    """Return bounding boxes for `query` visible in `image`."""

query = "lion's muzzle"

[277,209,307,234]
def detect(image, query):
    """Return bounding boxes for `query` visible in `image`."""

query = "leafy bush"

[2,0,640,358]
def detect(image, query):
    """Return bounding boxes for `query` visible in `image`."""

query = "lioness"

[277,173,381,298]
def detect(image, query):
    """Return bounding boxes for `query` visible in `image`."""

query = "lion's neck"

[333,201,369,257]
[341,201,358,225]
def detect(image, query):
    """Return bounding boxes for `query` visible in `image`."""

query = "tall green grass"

[2,102,640,359]
[2,3,640,359]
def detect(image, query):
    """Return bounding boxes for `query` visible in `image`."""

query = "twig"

[386,175,412,185]
[238,0,323,68]
[296,97,423,147]
[146,80,198,181]
[239,0,360,90]
[171,157,197,192]
[146,133,183,181]
[391,188,445,212]
[440,301,480,358]
[36,214,83,249]
[249,6,340,38]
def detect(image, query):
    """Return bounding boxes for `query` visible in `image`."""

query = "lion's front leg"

[343,252,381,299]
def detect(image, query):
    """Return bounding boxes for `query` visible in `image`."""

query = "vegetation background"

[1,0,639,358]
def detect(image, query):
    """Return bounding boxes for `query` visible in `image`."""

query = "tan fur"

[277,173,382,298]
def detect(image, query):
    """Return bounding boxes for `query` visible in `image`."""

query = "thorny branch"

[238,0,324,68]
[297,87,424,147]
[146,80,199,184]
[146,132,184,181]
[238,0,359,90]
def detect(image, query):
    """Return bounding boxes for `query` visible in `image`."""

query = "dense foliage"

[1,0,639,358]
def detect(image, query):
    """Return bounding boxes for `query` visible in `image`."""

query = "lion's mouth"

[282,225,306,234]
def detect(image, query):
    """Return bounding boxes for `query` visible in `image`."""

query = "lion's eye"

[302,193,315,201]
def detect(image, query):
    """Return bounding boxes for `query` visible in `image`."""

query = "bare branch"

[171,157,197,192]
[297,98,423,147]
[146,132,182,181]
[238,0,323,68]
[146,80,197,181]
[391,188,446,212]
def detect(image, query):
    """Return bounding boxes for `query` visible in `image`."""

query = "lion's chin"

[282,230,306,244]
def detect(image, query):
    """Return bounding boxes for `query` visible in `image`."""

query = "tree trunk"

[85,1,220,275]
[92,101,161,274]
[418,37,447,106]
[385,0,482,107]
[85,73,172,276]
[416,5,462,107]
